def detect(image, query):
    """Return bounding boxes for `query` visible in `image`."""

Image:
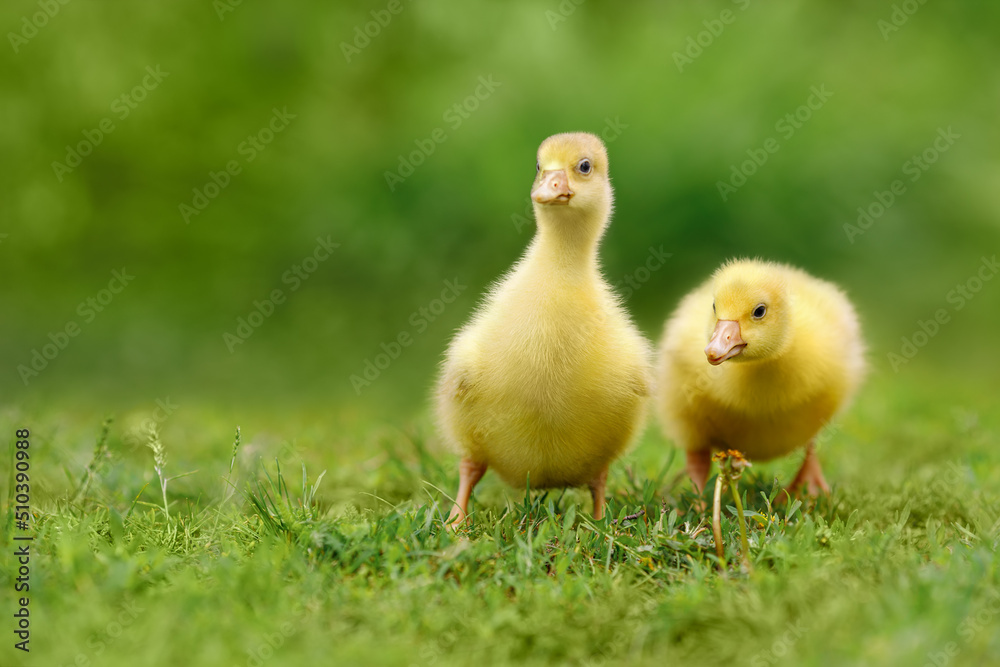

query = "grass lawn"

[2,368,999,667]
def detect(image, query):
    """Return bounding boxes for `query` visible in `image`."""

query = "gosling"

[656,259,865,496]
[436,132,652,526]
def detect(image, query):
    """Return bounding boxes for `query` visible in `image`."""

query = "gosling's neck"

[527,204,608,278]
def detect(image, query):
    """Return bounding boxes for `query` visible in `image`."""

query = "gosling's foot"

[787,441,830,497]
[446,459,487,529]
[588,466,609,521]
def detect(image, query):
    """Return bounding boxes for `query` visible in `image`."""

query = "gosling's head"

[531,133,613,223]
[705,259,792,365]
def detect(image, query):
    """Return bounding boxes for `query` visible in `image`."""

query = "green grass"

[2,371,1000,667]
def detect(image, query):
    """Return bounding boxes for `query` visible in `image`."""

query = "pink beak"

[531,169,573,205]
[705,320,746,365]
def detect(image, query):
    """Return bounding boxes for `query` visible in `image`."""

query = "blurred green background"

[2,0,998,421]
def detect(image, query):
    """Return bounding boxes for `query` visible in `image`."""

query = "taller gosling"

[436,133,652,526]
[656,259,865,495]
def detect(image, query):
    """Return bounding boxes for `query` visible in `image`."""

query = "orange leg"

[788,441,830,496]
[588,466,609,521]
[686,449,712,494]
[446,459,487,528]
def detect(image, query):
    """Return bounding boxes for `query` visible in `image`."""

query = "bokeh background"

[2,0,998,423]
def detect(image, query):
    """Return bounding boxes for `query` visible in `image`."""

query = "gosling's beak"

[531,169,573,205]
[705,320,746,365]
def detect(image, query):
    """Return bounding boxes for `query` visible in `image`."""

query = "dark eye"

[753,304,766,319]
[536,161,540,173]
[712,302,716,314]
[577,159,592,174]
